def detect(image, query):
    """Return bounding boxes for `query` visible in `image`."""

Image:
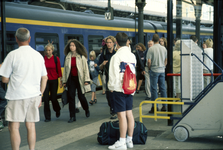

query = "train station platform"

[0,90,222,150]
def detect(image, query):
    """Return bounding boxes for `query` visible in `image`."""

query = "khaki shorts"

[5,96,41,122]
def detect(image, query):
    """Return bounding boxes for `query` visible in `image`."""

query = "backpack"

[54,56,58,75]
[122,64,137,95]
[97,120,148,145]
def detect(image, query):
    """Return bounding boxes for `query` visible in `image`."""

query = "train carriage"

[0,2,213,95]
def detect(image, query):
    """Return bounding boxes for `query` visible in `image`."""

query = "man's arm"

[38,75,48,108]
[2,77,9,83]
[164,58,167,67]
[147,59,151,70]
[40,75,48,95]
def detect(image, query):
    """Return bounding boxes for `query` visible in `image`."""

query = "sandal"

[89,100,94,105]
[94,99,97,103]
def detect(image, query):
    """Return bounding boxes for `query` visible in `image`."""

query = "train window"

[6,32,18,54]
[88,35,104,57]
[0,32,18,61]
[64,34,84,45]
[35,33,59,57]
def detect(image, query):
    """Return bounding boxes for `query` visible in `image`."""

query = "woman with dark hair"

[160,37,167,49]
[62,39,91,123]
[135,43,146,93]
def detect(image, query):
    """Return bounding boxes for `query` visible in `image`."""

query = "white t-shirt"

[89,60,95,72]
[0,45,47,100]
[203,48,213,70]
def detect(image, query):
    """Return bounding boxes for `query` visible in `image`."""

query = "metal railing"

[139,97,183,122]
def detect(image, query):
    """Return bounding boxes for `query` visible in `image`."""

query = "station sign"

[105,12,112,20]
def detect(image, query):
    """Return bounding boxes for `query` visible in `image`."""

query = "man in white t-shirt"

[0,28,48,150]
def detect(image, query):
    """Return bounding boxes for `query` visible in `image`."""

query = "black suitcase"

[97,120,147,145]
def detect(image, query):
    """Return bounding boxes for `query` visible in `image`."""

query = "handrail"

[191,53,214,83]
[166,73,222,76]
[139,98,183,122]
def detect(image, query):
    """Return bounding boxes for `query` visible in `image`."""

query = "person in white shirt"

[203,39,214,88]
[0,28,48,150]
[108,32,136,150]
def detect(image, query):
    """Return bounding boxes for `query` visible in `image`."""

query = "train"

[0,2,213,94]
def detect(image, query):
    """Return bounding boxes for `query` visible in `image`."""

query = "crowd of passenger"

[0,27,214,150]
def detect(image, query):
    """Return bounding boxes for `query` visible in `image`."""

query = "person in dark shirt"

[135,43,146,94]
[98,36,117,119]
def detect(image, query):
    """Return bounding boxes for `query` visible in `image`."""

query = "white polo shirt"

[0,45,47,100]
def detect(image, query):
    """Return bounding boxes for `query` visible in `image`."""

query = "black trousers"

[0,82,7,116]
[43,79,61,120]
[68,76,89,118]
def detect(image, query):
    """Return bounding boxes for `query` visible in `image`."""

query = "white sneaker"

[126,140,134,148]
[108,140,127,150]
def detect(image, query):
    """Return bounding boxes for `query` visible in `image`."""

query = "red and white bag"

[122,63,137,95]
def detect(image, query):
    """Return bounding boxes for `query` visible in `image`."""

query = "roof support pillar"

[136,0,146,44]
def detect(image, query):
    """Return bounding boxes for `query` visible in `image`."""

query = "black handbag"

[97,120,147,145]
[61,89,68,107]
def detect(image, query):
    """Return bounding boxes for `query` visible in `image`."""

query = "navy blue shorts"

[112,91,133,113]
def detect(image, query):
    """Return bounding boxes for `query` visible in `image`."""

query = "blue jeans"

[0,84,7,116]
[150,70,167,107]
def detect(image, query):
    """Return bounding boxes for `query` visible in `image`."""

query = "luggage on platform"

[97,120,147,145]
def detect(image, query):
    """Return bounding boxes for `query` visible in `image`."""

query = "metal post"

[108,0,111,8]
[105,0,113,20]
[213,0,223,73]
[167,0,173,126]
[1,1,6,62]
[194,4,202,46]
[136,0,146,44]
[176,0,182,39]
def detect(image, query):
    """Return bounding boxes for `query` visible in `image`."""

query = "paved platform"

[0,90,222,150]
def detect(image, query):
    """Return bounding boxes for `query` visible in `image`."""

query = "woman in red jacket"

[43,43,62,122]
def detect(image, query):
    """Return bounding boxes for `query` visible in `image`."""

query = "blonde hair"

[205,39,213,48]
[174,40,181,51]
[106,36,116,43]
[89,51,96,60]
[45,43,54,51]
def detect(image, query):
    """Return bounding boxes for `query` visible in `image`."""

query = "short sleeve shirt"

[147,44,167,73]
[0,45,47,100]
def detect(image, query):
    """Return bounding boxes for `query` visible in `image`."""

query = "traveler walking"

[62,39,91,123]
[88,51,100,105]
[43,43,62,122]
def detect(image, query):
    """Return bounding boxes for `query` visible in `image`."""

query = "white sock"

[127,135,133,142]
[119,137,126,144]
